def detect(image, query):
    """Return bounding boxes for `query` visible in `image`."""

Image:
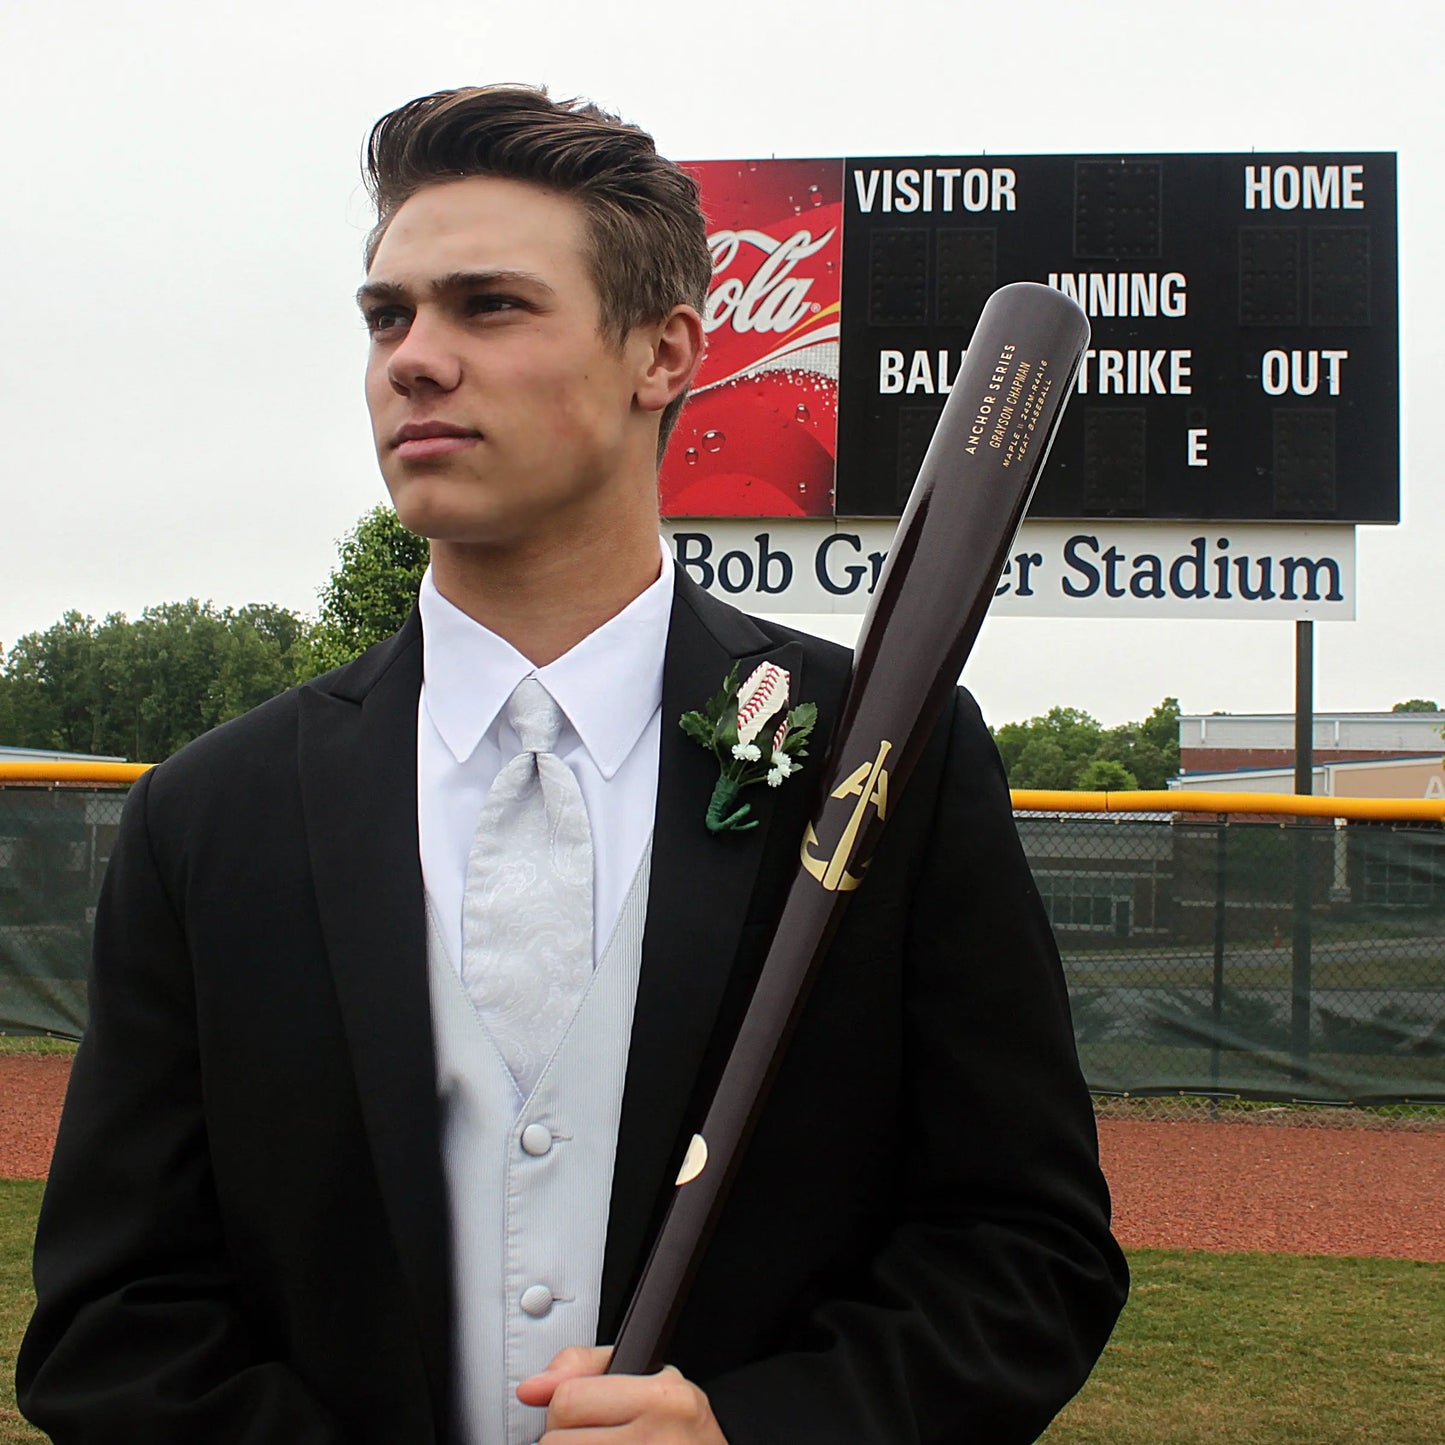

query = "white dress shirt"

[417,547,674,1445]
[417,548,674,972]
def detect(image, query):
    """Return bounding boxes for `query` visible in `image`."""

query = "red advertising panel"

[661,159,843,518]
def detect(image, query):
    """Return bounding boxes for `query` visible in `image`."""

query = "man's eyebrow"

[354,269,555,309]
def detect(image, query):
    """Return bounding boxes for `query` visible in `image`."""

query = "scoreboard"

[664,152,1398,525]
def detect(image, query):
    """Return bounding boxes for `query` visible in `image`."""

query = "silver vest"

[426,840,652,1445]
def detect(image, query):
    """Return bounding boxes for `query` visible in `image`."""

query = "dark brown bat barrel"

[608,282,1091,1375]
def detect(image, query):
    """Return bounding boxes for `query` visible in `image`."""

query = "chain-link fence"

[1017,808,1445,1124]
[0,783,128,1039]
[4,778,1443,1126]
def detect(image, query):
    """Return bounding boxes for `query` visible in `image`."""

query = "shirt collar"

[419,543,674,780]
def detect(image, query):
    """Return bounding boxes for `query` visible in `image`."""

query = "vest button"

[520,1284,554,1318]
[520,1123,554,1157]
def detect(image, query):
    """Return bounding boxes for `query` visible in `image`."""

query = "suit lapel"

[297,613,452,1432]
[599,575,803,1336]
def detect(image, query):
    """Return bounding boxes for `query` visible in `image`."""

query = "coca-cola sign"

[662,159,842,518]
[704,227,836,338]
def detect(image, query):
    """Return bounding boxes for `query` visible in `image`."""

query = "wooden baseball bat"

[608,281,1091,1375]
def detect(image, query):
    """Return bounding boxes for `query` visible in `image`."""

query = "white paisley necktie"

[461,677,594,1098]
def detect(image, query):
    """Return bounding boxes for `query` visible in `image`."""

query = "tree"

[1138,696,1181,757]
[0,505,427,761]
[994,707,1104,789]
[304,506,429,674]
[0,603,313,761]
[1008,736,1076,790]
[992,698,1180,791]
[1392,698,1440,712]
[1098,697,1181,790]
[0,613,106,754]
[1075,758,1138,792]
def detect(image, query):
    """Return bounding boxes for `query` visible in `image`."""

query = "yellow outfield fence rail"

[2,768,1441,1124]
[0,761,151,786]
[4,765,1437,816]
[1012,788,1445,824]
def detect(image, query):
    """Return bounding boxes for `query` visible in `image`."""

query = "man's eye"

[365,308,409,335]
[468,295,519,315]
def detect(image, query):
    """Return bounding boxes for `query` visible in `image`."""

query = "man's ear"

[634,305,706,415]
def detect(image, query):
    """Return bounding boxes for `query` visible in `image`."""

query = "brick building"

[1176,712,1444,799]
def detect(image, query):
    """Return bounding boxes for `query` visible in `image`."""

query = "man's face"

[360,176,657,551]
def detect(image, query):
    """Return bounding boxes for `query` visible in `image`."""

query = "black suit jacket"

[19,572,1127,1444]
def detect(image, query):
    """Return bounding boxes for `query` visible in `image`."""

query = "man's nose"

[387,314,463,396]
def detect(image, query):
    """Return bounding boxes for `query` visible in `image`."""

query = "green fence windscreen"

[1021,814,1445,1104]
[0,786,125,1039]
[2,786,1442,1103]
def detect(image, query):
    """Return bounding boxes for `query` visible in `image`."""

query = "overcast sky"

[2,0,1439,726]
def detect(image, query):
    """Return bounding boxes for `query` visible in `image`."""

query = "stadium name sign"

[663,522,1356,620]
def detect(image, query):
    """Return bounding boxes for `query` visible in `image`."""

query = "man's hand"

[517,1345,729,1443]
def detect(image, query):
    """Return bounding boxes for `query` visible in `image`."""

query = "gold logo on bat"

[801,739,893,892]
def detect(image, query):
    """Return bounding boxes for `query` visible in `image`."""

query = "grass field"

[0,1174,1440,1445]
[1041,1251,1445,1444]
[0,1039,76,1057]
[1,1181,42,1445]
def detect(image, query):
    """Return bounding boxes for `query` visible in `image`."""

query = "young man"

[20,87,1127,1443]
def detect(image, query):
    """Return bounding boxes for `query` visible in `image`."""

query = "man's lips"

[391,421,482,460]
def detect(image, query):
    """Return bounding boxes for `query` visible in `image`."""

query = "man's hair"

[363,85,712,454]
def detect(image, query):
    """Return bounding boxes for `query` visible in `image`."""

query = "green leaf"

[679,710,714,750]
[686,662,740,757]
[780,702,817,759]
[787,701,817,734]
[715,714,740,752]
[700,663,741,722]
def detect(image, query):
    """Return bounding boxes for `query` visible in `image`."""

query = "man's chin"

[385,484,506,547]
[391,502,526,552]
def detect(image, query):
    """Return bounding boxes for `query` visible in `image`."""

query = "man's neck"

[429,522,664,667]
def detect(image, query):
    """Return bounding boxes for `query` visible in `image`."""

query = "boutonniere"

[681,662,817,833]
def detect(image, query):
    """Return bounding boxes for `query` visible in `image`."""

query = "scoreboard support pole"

[1291,621,1315,1074]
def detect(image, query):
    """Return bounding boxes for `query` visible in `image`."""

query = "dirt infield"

[1099,1117,1445,1262]
[3,1056,1442,1260]
[0,1058,69,1182]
